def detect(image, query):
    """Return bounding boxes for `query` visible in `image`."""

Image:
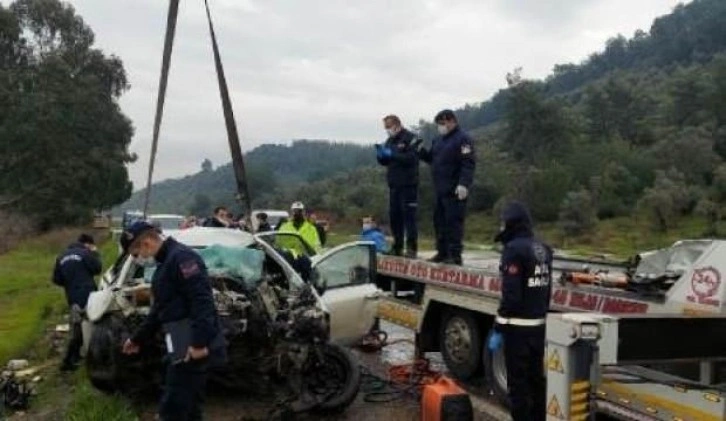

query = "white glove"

[455,185,468,200]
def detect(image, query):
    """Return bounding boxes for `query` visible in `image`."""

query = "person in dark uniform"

[52,233,102,371]
[376,114,421,258]
[256,212,272,232]
[121,221,225,421]
[493,202,553,421]
[418,109,475,265]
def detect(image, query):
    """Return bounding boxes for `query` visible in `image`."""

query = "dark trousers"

[503,326,546,421]
[433,194,466,258]
[159,360,208,421]
[63,305,83,366]
[389,185,418,253]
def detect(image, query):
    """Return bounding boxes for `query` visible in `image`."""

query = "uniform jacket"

[52,243,102,308]
[377,128,420,188]
[132,238,221,349]
[278,219,322,253]
[418,126,475,195]
[495,202,553,320]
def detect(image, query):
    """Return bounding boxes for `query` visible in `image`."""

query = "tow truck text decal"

[379,256,650,314]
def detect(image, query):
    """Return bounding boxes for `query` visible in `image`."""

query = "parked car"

[82,227,380,414]
[147,213,185,235]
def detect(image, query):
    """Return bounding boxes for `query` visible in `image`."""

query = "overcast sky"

[11,0,683,189]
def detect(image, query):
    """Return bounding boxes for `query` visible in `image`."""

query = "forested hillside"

[119,140,376,216]
[127,0,726,240]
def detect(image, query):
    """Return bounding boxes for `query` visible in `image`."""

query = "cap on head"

[434,109,457,123]
[77,233,95,245]
[120,221,156,253]
[291,201,305,211]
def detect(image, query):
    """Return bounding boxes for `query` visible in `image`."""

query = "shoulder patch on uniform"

[461,145,472,155]
[179,259,201,279]
[507,264,520,275]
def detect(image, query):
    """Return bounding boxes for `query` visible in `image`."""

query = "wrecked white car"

[82,227,381,414]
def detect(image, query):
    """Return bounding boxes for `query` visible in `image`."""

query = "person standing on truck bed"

[375,114,421,258]
[121,221,226,421]
[418,109,475,265]
[492,201,553,421]
[52,233,102,372]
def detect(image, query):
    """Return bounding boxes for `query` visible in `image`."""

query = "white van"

[251,209,289,232]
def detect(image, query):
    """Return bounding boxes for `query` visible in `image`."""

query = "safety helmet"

[291,201,305,210]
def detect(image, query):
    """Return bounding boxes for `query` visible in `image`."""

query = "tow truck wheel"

[483,329,509,406]
[439,310,482,380]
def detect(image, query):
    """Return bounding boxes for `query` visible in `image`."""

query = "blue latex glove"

[381,147,393,159]
[488,330,503,352]
[375,144,384,159]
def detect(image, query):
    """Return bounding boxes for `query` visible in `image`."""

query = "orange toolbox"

[421,376,473,421]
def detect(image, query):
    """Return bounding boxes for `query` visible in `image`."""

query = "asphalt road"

[136,322,511,420]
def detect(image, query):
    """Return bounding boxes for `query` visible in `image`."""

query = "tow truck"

[374,240,726,419]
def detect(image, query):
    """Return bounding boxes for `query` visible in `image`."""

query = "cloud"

[4,0,681,190]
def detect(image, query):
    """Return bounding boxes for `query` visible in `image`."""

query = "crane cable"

[142,0,179,218]
[142,0,255,232]
[203,0,255,233]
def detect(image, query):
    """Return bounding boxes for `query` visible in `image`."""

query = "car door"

[311,242,381,345]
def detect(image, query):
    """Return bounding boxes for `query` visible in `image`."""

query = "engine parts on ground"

[0,372,32,413]
[421,377,473,421]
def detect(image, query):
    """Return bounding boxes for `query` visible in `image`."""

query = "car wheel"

[307,343,361,414]
[483,329,510,406]
[439,309,482,380]
[86,315,124,393]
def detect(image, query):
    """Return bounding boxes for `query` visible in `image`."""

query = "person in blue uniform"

[493,202,553,421]
[52,233,102,371]
[376,114,421,258]
[121,221,225,421]
[360,216,388,253]
[418,109,475,265]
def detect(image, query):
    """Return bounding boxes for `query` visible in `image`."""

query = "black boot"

[405,248,417,259]
[427,253,446,263]
[443,256,463,266]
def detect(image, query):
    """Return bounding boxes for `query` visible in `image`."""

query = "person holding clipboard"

[121,221,226,421]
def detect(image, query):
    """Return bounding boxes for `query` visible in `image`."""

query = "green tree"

[0,0,134,227]
[188,193,212,217]
[638,169,698,231]
[559,189,597,236]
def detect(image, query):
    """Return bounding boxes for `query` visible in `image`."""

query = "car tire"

[439,309,482,380]
[308,343,361,414]
[483,328,510,407]
[86,315,124,393]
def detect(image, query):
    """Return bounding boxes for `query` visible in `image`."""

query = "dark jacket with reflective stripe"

[377,128,420,187]
[496,203,553,320]
[53,243,102,308]
[419,126,475,195]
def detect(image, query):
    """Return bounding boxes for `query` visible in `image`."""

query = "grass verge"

[0,228,135,420]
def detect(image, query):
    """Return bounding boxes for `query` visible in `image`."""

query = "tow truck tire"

[483,329,510,407]
[439,310,482,380]
[310,343,361,414]
[86,315,124,394]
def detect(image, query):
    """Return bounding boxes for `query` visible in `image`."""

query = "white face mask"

[362,223,373,231]
[134,256,156,268]
[437,124,448,135]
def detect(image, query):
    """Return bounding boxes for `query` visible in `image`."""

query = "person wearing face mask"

[418,109,475,265]
[277,201,322,253]
[52,233,102,371]
[375,115,421,258]
[359,216,388,253]
[491,201,553,421]
[120,221,226,421]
